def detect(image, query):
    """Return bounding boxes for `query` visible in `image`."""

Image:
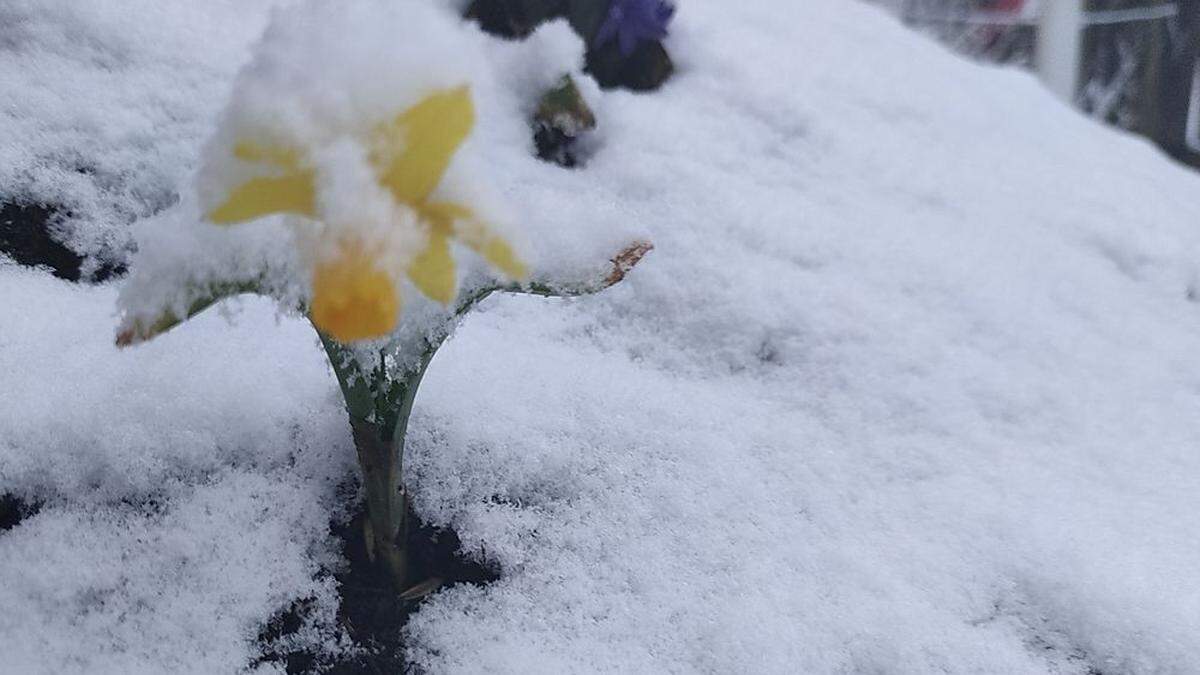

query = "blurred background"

[873,0,1200,168]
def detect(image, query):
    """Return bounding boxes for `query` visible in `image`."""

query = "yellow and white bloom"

[204,85,526,343]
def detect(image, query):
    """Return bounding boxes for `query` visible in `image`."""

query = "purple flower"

[593,0,675,57]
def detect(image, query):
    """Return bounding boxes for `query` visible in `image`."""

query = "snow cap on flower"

[594,0,675,57]
[196,0,526,343]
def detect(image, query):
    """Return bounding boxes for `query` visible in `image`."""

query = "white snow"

[0,0,289,269]
[5,0,1200,673]
[0,264,355,671]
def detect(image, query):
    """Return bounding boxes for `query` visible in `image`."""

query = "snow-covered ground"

[5,0,1200,673]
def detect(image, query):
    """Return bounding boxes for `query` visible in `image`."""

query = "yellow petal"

[374,86,475,205]
[407,224,457,304]
[475,237,527,280]
[208,172,317,224]
[233,141,304,169]
[428,203,527,280]
[310,246,400,343]
[420,201,473,224]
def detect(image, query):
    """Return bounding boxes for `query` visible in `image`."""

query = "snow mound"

[5,0,1200,673]
[0,0,287,269]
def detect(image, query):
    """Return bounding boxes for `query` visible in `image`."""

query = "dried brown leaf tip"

[115,316,159,348]
[115,327,137,348]
[605,241,654,287]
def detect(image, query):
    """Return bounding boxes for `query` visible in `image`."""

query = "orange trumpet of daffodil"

[207,86,526,343]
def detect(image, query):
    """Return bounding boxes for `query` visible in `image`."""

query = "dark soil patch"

[255,503,499,673]
[465,0,565,39]
[0,494,40,532]
[0,201,125,282]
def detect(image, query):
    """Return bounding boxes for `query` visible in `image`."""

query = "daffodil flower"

[206,86,526,343]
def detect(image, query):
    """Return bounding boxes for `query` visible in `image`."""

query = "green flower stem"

[318,333,439,591]
[316,241,651,594]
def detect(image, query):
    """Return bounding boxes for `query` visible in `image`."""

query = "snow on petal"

[374,86,476,206]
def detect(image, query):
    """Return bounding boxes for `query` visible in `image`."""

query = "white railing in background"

[1037,0,1084,101]
[898,2,1177,28]
[1035,2,1178,102]
[891,2,1187,115]
[883,0,1199,163]
[1187,62,1200,152]
[1086,5,1178,26]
